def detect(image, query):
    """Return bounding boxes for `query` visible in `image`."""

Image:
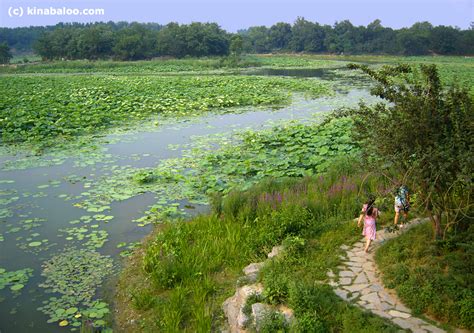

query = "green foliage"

[376,222,474,329]
[0,42,12,64]
[120,158,401,331]
[37,248,114,328]
[345,63,473,238]
[0,75,331,148]
[286,282,398,332]
[259,310,289,332]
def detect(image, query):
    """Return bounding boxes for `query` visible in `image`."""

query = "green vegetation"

[0,267,33,294]
[342,63,473,239]
[376,222,474,329]
[1,19,473,60]
[37,248,114,330]
[74,118,357,220]
[116,159,399,332]
[0,75,331,148]
[0,42,12,64]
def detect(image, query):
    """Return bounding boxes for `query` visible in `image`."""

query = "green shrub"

[376,222,474,329]
[261,260,290,305]
[259,310,289,333]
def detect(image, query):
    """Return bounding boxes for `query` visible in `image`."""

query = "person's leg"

[364,237,371,252]
[394,211,400,225]
[401,211,408,226]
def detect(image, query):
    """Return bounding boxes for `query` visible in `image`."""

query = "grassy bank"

[375,222,474,330]
[115,159,400,332]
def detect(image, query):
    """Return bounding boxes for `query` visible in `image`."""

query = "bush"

[376,222,474,329]
[259,310,289,333]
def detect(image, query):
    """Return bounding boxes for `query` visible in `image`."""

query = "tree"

[0,42,12,64]
[229,35,243,56]
[344,63,473,239]
[289,17,326,52]
[268,22,292,50]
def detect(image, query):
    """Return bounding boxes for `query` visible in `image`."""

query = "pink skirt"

[363,219,376,240]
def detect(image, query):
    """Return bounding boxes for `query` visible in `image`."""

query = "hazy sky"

[0,0,472,30]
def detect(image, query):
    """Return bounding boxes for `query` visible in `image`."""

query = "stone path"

[327,218,446,333]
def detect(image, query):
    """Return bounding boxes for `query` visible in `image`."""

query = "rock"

[388,310,411,319]
[277,305,294,324]
[353,272,368,284]
[343,283,368,293]
[339,277,352,285]
[372,309,391,319]
[348,266,363,273]
[223,284,263,332]
[339,270,355,277]
[360,292,381,304]
[392,317,413,330]
[243,262,264,276]
[267,245,284,259]
[394,302,411,313]
[326,270,335,278]
[334,288,349,300]
[252,303,272,331]
[420,324,446,333]
[340,244,350,250]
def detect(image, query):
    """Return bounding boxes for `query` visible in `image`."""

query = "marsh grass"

[116,158,402,331]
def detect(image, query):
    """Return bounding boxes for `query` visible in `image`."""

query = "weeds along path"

[327,218,446,333]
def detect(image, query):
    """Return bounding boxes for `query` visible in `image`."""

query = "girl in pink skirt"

[357,197,379,253]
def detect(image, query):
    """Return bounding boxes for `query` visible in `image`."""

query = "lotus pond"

[0,64,384,332]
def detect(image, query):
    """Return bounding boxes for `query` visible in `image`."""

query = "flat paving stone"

[339,278,352,285]
[325,218,447,333]
[420,324,445,333]
[388,310,411,318]
[392,317,413,330]
[353,272,368,284]
[349,266,363,273]
[339,270,355,277]
[344,283,368,293]
[360,292,381,304]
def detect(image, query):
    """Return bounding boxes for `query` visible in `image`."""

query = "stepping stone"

[351,256,366,263]
[372,309,391,319]
[411,328,429,333]
[392,317,413,330]
[420,324,445,333]
[344,284,368,293]
[369,284,383,292]
[378,291,395,305]
[326,270,335,278]
[362,262,375,271]
[344,261,363,267]
[353,272,368,284]
[360,292,381,304]
[375,301,392,311]
[394,302,412,313]
[340,244,350,250]
[339,278,351,285]
[349,266,363,273]
[388,310,411,319]
[334,288,348,301]
[339,270,355,278]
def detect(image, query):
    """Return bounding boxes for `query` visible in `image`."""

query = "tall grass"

[117,158,398,331]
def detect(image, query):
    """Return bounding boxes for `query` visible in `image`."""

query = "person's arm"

[357,213,364,227]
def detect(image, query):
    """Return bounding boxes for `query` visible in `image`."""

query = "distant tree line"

[0,18,473,62]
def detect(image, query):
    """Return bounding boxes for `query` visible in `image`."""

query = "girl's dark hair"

[366,197,376,216]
